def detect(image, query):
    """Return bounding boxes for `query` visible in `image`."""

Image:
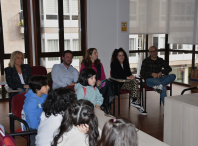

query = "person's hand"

[96,80,101,87]
[127,75,135,80]
[69,82,75,86]
[24,85,29,89]
[77,124,89,133]
[95,104,101,110]
[157,72,162,78]
[151,73,158,78]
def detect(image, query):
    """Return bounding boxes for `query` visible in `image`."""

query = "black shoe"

[131,99,141,108]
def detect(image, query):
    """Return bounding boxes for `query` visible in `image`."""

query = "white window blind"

[64,40,70,50]
[47,40,59,52]
[46,0,58,14]
[130,0,198,45]
[73,39,79,51]
[63,0,69,13]
[72,0,78,13]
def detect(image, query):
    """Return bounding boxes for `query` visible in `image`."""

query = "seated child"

[36,87,78,146]
[52,99,101,146]
[97,117,138,146]
[23,75,49,146]
[75,68,103,109]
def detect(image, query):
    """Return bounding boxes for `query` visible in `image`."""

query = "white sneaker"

[137,107,147,115]
[153,84,163,94]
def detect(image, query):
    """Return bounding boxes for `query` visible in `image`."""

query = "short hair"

[97,117,138,146]
[43,87,77,117]
[28,75,49,93]
[62,50,73,57]
[8,51,24,68]
[77,68,97,86]
[111,48,129,67]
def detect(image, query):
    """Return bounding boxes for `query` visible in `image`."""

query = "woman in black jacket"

[111,48,146,115]
[5,51,32,111]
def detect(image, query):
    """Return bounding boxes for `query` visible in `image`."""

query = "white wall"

[87,0,129,78]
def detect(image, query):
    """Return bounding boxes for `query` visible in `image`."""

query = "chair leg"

[144,88,147,112]
[160,99,161,105]
[129,95,130,108]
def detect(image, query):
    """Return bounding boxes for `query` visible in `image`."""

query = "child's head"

[78,68,97,87]
[52,99,99,146]
[97,117,138,146]
[29,75,49,94]
[43,87,77,117]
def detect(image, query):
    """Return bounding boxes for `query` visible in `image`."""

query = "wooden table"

[95,108,169,146]
[164,93,198,146]
[109,77,130,115]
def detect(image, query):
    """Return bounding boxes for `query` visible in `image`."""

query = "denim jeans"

[146,74,176,105]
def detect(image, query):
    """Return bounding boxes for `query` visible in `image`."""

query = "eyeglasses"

[149,50,157,53]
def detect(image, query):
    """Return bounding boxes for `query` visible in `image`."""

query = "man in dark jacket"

[140,46,176,105]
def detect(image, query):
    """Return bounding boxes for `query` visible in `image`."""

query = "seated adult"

[51,50,79,90]
[5,51,32,109]
[111,48,147,115]
[140,46,176,105]
[80,48,114,107]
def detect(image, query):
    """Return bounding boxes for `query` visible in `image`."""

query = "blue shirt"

[52,63,79,89]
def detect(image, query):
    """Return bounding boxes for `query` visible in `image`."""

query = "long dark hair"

[97,117,138,146]
[77,68,97,87]
[43,87,77,117]
[83,48,100,67]
[51,99,99,146]
[111,48,129,67]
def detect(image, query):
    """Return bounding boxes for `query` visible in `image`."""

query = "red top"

[80,63,106,81]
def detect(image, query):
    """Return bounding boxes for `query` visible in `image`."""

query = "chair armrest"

[8,113,30,131]
[8,130,37,137]
[109,77,130,83]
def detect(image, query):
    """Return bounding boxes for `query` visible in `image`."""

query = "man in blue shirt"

[52,50,79,90]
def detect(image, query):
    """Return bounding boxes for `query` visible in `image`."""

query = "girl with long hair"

[111,48,146,115]
[97,117,138,146]
[75,68,103,110]
[80,48,114,111]
[51,99,100,146]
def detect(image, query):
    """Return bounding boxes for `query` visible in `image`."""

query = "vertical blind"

[129,0,198,45]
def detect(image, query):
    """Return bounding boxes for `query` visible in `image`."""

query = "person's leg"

[146,78,161,87]
[160,85,166,105]
[121,80,140,101]
[160,74,176,86]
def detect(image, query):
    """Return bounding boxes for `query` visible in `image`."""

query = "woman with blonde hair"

[5,51,32,111]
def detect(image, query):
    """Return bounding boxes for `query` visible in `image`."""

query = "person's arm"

[5,67,24,89]
[95,88,104,106]
[111,62,126,79]
[24,64,32,88]
[51,64,68,87]
[25,100,40,130]
[100,63,106,80]
[162,60,172,75]
[140,59,152,78]
[75,87,85,100]
[80,63,85,72]
[73,68,79,83]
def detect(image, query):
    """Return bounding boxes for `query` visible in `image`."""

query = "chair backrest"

[2,135,16,146]
[11,93,26,118]
[30,66,47,76]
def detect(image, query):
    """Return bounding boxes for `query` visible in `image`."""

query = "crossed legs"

[146,74,176,105]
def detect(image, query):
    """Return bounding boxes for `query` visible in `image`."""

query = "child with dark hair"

[23,75,49,146]
[75,68,103,109]
[36,87,79,146]
[52,99,100,146]
[97,117,138,146]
